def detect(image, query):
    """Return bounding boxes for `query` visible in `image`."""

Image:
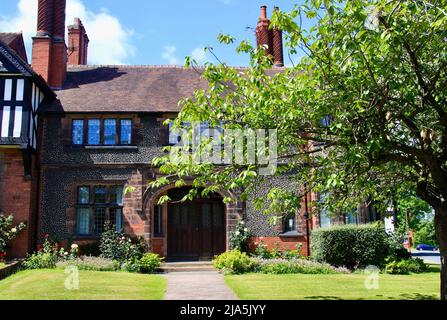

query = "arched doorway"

[166,188,226,261]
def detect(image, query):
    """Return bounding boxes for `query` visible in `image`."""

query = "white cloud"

[161,45,180,65]
[191,47,208,65]
[162,45,209,66]
[0,0,135,65]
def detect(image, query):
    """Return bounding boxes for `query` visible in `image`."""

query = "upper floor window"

[167,121,222,146]
[104,119,117,145]
[88,119,101,145]
[71,118,132,146]
[72,120,84,145]
[2,78,24,101]
[120,119,132,145]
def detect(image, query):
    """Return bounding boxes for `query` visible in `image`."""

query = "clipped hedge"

[311,223,389,269]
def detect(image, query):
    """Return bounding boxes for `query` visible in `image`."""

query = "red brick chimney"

[256,5,273,57]
[32,0,67,89]
[255,5,284,67]
[272,7,284,67]
[68,18,89,65]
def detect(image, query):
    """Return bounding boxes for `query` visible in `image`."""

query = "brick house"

[0,32,54,257]
[0,1,380,260]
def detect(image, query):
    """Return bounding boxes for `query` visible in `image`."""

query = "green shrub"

[282,250,303,260]
[56,256,120,271]
[23,236,58,269]
[99,223,144,263]
[122,260,140,273]
[214,250,254,274]
[138,253,163,273]
[253,241,272,259]
[385,257,428,275]
[254,258,349,274]
[311,223,389,269]
[386,232,412,260]
[23,252,56,269]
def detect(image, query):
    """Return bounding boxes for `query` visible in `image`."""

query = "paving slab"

[163,271,238,300]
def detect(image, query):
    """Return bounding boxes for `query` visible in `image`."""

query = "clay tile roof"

[44,65,209,113]
[43,65,285,113]
[0,32,28,62]
[0,32,22,45]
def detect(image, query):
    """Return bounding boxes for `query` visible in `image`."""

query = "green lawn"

[0,269,167,300]
[226,270,440,300]
[0,263,5,269]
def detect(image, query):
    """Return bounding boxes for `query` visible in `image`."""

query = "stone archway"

[143,183,243,260]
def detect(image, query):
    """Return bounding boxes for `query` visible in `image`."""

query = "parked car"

[416,244,438,251]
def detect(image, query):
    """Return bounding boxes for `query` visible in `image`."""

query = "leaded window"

[72,118,132,145]
[88,119,100,145]
[72,120,84,145]
[120,119,132,145]
[153,205,163,236]
[283,213,296,233]
[104,119,117,145]
[75,185,124,236]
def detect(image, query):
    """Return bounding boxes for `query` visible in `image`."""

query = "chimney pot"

[68,18,89,66]
[260,5,267,19]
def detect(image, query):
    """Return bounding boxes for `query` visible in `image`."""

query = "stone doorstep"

[158,261,216,273]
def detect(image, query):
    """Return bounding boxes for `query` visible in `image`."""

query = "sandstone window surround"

[75,185,124,236]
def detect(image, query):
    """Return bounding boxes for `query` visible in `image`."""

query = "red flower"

[37,244,43,252]
[0,252,7,257]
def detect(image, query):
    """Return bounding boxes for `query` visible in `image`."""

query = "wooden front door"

[168,200,225,261]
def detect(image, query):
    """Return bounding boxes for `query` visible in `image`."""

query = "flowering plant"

[229,221,250,252]
[0,214,26,254]
[58,243,79,260]
[99,222,144,263]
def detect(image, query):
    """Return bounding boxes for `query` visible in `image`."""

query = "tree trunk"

[434,205,447,300]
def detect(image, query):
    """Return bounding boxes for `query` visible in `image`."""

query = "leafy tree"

[395,189,432,232]
[152,0,447,299]
[414,220,438,247]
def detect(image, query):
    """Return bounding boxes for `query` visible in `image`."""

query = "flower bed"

[23,225,163,274]
[253,258,350,274]
[213,250,350,275]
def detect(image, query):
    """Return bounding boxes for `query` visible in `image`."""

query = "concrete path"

[163,271,239,300]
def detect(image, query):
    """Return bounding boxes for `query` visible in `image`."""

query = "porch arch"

[142,182,243,259]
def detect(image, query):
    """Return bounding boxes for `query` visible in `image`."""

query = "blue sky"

[0,0,305,66]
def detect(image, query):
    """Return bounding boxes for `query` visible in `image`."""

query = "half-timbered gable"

[0,38,54,151]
